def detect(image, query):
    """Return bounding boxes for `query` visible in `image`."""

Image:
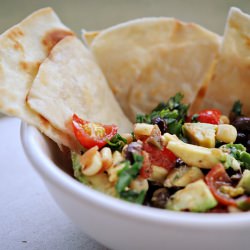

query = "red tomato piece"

[72,114,118,149]
[205,164,237,207]
[143,143,177,170]
[196,109,221,124]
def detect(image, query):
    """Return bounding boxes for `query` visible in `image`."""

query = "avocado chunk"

[237,169,250,194]
[163,132,225,169]
[149,165,168,184]
[166,139,224,169]
[183,123,216,148]
[166,179,218,212]
[164,166,204,187]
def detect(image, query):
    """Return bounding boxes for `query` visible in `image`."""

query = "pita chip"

[84,18,221,121]
[27,36,132,141]
[201,7,250,116]
[82,30,100,47]
[0,8,79,149]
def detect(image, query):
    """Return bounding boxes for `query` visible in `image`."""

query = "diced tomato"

[196,109,221,124]
[143,142,177,170]
[205,164,237,207]
[185,115,192,123]
[72,114,118,149]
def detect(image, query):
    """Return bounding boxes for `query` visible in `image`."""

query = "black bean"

[125,141,142,163]
[232,117,250,132]
[175,158,185,167]
[235,132,248,145]
[231,117,250,152]
[226,167,241,178]
[230,173,242,185]
[150,188,170,208]
[247,137,250,153]
[151,117,168,134]
[234,132,250,153]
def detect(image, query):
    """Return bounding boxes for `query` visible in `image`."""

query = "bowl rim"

[20,122,250,229]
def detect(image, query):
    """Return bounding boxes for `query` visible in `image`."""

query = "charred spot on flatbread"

[6,27,24,40]
[42,29,74,53]
[6,30,25,52]
[19,61,41,75]
[0,7,79,150]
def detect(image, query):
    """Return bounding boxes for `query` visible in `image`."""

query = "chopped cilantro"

[136,93,189,137]
[106,133,127,152]
[223,144,250,170]
[115,154,145,204]
[71,152,88,184]
[120,190,146,204]
[231,100,243,117]
[191,113,199,122]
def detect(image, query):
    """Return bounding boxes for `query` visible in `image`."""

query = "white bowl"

[21,122,250,250]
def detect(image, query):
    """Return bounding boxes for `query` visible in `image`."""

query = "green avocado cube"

[166,179,218,212]
[237,169,250,194]
[183,123,216,148]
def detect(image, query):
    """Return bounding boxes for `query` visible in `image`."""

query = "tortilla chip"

[27,36,132,140]
[0,8,78,149]
[200,7,250,116]
[84,18,221,121]
[82,30,100,47]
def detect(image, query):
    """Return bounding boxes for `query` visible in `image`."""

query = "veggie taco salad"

[0,7,250,213]
[71,93,250,212]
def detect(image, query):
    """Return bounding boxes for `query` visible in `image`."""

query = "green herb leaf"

[135,93,189,137]
[231,100,243,117]
[115,154,145,203]
[191,113,199,122]
[222,144,250,170]
[71,151,88,184]
[115,161,131,193]
[106,133,127,152]
[120,190,146,204]
[240,152,250,168]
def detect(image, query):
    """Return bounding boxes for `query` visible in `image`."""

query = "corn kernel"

[100,147,113,170]
[216,124,237,143]
[80,146,102,176]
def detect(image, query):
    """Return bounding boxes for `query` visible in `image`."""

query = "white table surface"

[0,117,108,250]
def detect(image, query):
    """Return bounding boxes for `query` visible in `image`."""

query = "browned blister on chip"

[42,29,74,52]
[0,7,78,150]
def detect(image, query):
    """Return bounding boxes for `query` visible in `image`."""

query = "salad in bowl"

[71,93,250,213]
[1,5,250,250]
[0,6,250,213]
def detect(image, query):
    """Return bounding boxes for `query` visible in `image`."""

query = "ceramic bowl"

[21,122,250,250]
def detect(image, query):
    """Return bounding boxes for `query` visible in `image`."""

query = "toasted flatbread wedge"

[200,7,250,116]
[27,36,132,140]
[0,8,78,149]
[82,30,100,47]
[84,18,221,121]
